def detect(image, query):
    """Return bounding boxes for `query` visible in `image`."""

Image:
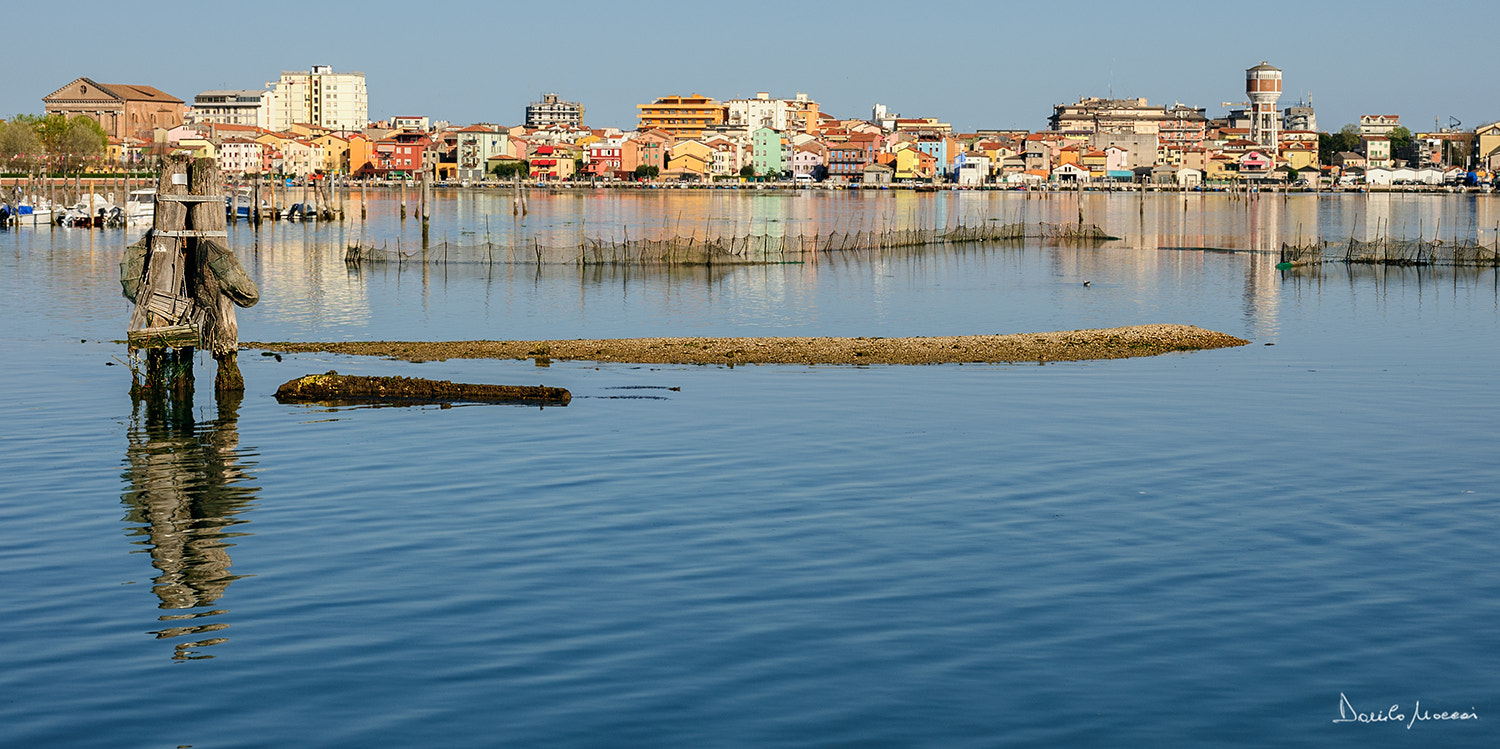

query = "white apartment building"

[456,126,512,181]
[188,90,272,128]
[391,115,430,131]
[269,65,368,132]
[1360,114,1401,137]
[727,93,790,132]
[525,94,584,128]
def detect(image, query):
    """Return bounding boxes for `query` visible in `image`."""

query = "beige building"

[1049,97,1206,140]
[1473,123,1500,170]
[269,65,368,132]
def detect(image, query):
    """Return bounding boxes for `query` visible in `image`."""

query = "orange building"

[636,94,725,137]
[621,130,672,176]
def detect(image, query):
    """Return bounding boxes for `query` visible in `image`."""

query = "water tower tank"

[1246,61,1282,104]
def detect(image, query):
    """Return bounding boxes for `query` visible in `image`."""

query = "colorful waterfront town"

[3,62,1496,189]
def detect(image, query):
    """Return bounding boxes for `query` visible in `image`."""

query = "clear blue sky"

[2,0,1489,134]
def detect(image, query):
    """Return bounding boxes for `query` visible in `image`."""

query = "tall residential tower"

[268,65,368,132]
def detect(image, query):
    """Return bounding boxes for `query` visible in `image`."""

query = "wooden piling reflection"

[122,389,258,660]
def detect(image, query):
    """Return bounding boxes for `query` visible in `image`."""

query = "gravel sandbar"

[245,325,1248,365]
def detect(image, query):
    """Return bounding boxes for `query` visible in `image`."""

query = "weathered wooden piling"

[227,177,238,226]
[251,175,262,226]
[188,158,255,392]
[125,154,259,398]
[126,155,195,397]
[421,173,431,248]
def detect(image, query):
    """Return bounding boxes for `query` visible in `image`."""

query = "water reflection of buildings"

[244,221,372,330]
[318,190,1492,340]
[121,391,259,660]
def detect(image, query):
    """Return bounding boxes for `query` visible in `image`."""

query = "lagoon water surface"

[2,190,1497,747]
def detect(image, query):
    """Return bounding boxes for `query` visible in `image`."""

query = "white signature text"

[1334,693,1479,729]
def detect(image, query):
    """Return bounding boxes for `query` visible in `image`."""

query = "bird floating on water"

[1083,281,1092,287]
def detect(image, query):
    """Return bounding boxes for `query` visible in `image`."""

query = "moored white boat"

[56,193,120,228]
[124,188,155,225]
[1,198,58,226]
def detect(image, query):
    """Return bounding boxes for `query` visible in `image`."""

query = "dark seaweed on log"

[274,371,571,407]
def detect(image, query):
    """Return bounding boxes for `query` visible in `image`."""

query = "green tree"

[1320,124,1363,165]
[633,164,658,180]
[5,113,107,174]
[12,113,66,154]
[1317,133,1335,165]
[489,160,530,180]
[738,164,755,178]
[0,117,44,174]
[1387,126,1415,164]
[1446,139,1471,169]
[58,115,107,174]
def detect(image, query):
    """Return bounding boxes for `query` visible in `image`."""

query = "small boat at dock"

[226,186,274,221]
[124,188,155,225]
[2,200,57,226]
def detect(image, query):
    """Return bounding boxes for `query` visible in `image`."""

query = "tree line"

[1317,124,1424,165]
[0,114,109,175]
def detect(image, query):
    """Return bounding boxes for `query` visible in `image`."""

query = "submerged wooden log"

[274,371,571,406]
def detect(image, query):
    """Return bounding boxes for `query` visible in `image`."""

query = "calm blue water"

[2,191,1497,747]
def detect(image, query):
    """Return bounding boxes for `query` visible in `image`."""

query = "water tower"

[1246,61,1282,148]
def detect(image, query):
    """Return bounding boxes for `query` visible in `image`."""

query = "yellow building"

[637,94,726,137]
[287,123,333,138]
[894,148,935,180]
[171,136,215,158]
[1278,141,1318,171]
[316,133,351,173]
[1475,122,1500,169]
[668,140,713,174]
[1205,155,1234,182]
[105,138,146,171]
[665,153,710,178]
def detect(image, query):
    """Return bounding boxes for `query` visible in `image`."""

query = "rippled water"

[1,191,1497,747]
